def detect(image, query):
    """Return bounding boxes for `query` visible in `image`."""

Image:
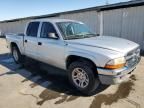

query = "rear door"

[24,22,40,59]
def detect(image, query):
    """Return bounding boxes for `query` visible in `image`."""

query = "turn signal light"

[104,63,125,69]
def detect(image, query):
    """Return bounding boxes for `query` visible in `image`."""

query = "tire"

[68,60,100,95]
[12,46,24,64]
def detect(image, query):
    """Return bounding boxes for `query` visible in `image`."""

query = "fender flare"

[10,42,22,54]
[66,51,100,67]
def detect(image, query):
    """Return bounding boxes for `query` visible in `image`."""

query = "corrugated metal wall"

[0,20,28,34]
[59,11,99,33]
[0,6,144,49]
[102,6,144,49]
[121,6,144,48]
[103,9,123,37]
[0,11,99,34]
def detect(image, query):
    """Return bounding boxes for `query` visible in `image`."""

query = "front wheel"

[68,61,100,95]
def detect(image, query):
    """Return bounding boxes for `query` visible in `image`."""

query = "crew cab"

[6,19,141,95]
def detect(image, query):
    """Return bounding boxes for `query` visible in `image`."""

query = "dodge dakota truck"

[6,19,141,95]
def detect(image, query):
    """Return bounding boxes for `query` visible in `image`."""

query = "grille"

[125,47,140,68]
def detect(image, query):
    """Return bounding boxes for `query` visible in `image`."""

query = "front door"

[37,22,65,69]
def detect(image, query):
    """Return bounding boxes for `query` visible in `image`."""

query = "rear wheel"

[68,60,100,95]
[12,46,23,64]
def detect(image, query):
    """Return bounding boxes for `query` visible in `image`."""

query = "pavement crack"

[19,91,54,108]
[19,91,39,102]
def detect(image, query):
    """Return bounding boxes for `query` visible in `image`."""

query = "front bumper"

[97,57,140,85]
[97,66,136,84]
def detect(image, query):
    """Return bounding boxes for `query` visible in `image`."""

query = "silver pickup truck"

[6,19,141,95]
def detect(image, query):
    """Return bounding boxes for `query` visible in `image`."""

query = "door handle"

[24,40,27,43]
[38,42,42,45]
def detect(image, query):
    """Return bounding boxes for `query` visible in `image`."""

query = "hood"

[66,36,139,54]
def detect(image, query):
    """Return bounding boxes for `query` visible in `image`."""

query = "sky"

[0,0,129,21]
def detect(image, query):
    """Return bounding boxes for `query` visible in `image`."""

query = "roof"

[1,0,144,23]
[31,19,82,23]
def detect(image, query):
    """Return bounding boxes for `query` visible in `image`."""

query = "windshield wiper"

[66,34,84,40]
[85,33,97,36]
[82,33,97,38]
[66,33,96,40]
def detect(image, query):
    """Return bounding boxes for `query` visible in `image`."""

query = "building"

[0,0,144,50]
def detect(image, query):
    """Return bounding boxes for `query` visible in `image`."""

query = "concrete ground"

[0,38,144,108]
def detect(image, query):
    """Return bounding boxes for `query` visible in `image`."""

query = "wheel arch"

[10,42,21,53]
[66,52,99,74]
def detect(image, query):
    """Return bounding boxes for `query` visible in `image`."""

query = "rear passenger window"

[26,22,39,37]
[40,22,58,38]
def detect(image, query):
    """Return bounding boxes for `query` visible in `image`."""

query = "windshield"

[56,22,96,40]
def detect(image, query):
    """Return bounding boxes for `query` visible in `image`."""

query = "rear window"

[26,22,40,37]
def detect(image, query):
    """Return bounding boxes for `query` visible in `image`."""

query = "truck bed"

[6,34,24,54]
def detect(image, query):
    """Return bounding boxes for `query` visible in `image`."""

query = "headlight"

[104,57,126,69]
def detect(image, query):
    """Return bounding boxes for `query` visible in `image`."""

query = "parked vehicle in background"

[0,30,5,38]
[6,19,141,95]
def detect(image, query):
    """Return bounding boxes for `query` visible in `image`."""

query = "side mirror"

[48,33,58,39]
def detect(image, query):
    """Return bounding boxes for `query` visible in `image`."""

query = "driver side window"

[66,24,74,36]
[40,22,58,38]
